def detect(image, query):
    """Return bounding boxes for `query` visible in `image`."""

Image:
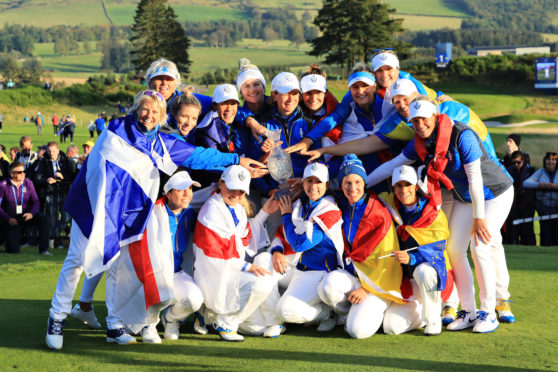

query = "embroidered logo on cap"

[312,163,320,172]
[285,74,293,82]
[310,75,318,83]
[238,171,246,181]
[380,54,388,61]
[224,85,232,93]
[413,102,421,110]
[393,81,400,90]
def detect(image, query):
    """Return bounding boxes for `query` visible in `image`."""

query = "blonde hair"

[170,86,201,117]
[411,94,438,107]
[351,62,373,74]
[130,90,168,125]
[217,180,256,218]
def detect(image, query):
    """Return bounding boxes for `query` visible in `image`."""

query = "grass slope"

[0,245,556,371]
[386,0,470,17]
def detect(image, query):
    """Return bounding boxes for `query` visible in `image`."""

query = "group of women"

[46,51,517,349]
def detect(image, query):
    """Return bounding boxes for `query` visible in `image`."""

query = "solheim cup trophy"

[267,129,293,198]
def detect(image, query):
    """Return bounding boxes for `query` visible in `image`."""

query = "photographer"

[0,162,50,254]
[33,142,75,249]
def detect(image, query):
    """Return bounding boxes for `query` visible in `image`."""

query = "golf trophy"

[267,129,293,198]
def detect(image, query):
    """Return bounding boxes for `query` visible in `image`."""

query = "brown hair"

[301,64,326,79]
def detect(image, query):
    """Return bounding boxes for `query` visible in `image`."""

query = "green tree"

[309,0,407,69]
[21,58,44,84]
[0,54,21,80]
[130,0,191,75]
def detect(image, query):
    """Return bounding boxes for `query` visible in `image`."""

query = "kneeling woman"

[275,162,344,331]
[317,155,413,338]
[193,165,282,341]
[380,165,452,336]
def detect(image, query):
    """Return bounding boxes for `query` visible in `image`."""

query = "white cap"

[300,74,327,93]
[236,64,266,93]
[213,84,240,104]
[271,72,300,94]
[147,65,179,82]
[390,79,418,102]
[392,165,418,186]
[221,165,251,194]
[371,52,400,72]
[163,171,201,194]
[409,100,438,120]
[303,162,329,183]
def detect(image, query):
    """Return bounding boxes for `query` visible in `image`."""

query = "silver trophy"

[267,129,293,198]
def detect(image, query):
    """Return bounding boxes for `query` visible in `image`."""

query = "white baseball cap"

[300,74,327,93]
[221,165,251,194]
[303,162,329,183]
[213,84,240,104]
[409,100,438,120]
[271,72,300,94]
[390,79,418,102]
[147,65,179,82]
[163,171,201,194]
[371,52,400,72]
[391,165,418,186]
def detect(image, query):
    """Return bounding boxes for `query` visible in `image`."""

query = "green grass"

[0,245,556,371]
[386,0,470,17]
[0,2,109,26]
[541,33,558,42]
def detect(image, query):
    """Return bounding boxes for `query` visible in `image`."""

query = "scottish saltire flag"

[113,198,175,333]
[64,116,195,278]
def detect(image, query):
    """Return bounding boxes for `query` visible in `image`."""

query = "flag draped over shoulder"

[344,192,406,304]
[113,198,175,333]
[379,192,454,302]
[64,116,195,278]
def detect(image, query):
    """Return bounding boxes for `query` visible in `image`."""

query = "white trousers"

[165,270,204,322]
[79,272,104,303]
[276,269,330,324]
[446,187,513,313]
[207,253,281,332]
[49,222,122,329]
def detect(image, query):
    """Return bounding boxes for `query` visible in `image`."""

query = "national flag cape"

[343,192,406,304]
[379,192,454,301]
[273,195,344,266]
[64,115,195,277]
[113,198,175,333]
[193,192,253,314]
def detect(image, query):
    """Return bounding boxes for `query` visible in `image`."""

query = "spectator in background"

[110,112,118,122]
[503,151,536,245]
[14,136,38,172]
[33,142,75,249]
[501,133,529,169]
[35,112,44,136]
[66,145,80,171]
[0,111,4,132]
[0,145,9,180]
[0,144,9,163]
[24,113,29,123]
[9,147,20,162]
[52,113,59,134]
[0,162,50,255]
[87,120,96,140]
[523,152,558,246]
[61,115,75,144]
[94,113,106,135]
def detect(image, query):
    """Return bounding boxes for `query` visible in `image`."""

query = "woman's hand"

[285,138,313,154]
[260,138,275,153]
[301,148,324,162]
[472,218,492,245]
[278,195,293,215]
[392,250,410,264]
[246,117,269,143]
[272,251,287,274]
[348,286,369,304]
[238,157,269,178]
[262,191,280,214]
[436,94,453,103]
[248,264,271,277]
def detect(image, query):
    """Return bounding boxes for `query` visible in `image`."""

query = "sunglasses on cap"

[143,90,165,102]
[372,47,394,53]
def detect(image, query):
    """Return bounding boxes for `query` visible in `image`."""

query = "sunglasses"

[143,90,165,102]
[373,47,394,53]
[12,170,24,174]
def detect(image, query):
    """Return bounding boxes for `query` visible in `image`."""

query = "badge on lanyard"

[16,205,23,215]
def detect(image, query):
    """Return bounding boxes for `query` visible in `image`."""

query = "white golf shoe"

[69,304,102,329]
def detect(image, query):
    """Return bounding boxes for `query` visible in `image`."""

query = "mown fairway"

[0,245,556,371]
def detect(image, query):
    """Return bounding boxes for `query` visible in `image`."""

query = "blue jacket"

[165,202,196,273]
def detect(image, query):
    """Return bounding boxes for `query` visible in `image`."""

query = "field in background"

[0,245,556,371]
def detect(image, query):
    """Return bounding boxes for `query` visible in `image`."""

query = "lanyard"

[12,184,25,207]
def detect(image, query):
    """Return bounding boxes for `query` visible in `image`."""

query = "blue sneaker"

[107,328,136,344]
[46,317,64,350]
[496,299,516,323]
[213,323,243,342]
[447,310,477,331]
[473,311,499,333]
[441,306,457,326]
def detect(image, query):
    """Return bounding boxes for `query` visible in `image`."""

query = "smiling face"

[302,90,325,114]
[216,99,239,125]
[393,92,419,118]
[350,81,376,109]
[240,79,265,105]
[375,65,399,90]
[342,174,365,204]
[302,176,327,201]
[166,187,193,213]
[10,164,25,183]
[219,179,246,207]
[545,156,557,172]
[394,181,419,206]
[273,89,300,117]
[411,113,438,139]
[137,100,162,131]
[175,104,200,136]
[148,75,177,101]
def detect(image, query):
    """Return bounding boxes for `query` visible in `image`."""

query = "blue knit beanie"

[338,154,367,185]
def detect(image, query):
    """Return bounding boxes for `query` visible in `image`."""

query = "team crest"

[224,85,232,93]
[393,81,400,90]
[238,172,246,181]
[380,54,388,61]
[310,75,318,83]
[285,74,293,82]
[312,163,320,172]
[413,102,421,110]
